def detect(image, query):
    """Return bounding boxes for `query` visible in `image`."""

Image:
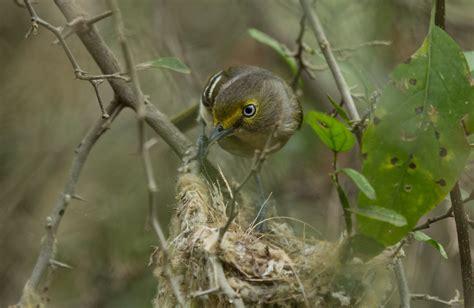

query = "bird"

[200,65,302,157]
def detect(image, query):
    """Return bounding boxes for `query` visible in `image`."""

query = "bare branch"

[299,0,361,122]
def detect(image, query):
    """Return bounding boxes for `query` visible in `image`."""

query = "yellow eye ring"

[242,104,257,117]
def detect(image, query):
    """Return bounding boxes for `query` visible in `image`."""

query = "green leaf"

[136,57,191,74]
[340,168,376,200]
[464,51,474,134]
[349,206,407,227]
[357,23,474,250]
[305,111,355,152]
[327,95,350,123]
[465,51,474,78]
[413,231,448,259]
[248,28,297,72]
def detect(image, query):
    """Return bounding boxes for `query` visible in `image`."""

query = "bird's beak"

[208,124,234,144]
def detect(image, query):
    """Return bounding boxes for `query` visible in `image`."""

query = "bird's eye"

[242,104,257,117]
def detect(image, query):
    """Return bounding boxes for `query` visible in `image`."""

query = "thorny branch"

[18,100,123,305]
[23,0,127,82]
[17,0,195,303]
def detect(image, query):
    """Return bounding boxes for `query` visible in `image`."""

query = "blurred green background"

[0,0,473,307]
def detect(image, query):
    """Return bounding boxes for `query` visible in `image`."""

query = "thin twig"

[217,124,280,244]
[412,207,453,231]
[208,255,245,308]
[108,1,185,305]
[291,13,308,89]
[394,257,411,308]
[411,290,462,307]
[142,139,186,306]
[18,101,123,305]
[299,0,361,122]
[89,79,110,119]
[22,0,128,82]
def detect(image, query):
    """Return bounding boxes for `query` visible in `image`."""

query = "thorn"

[45,216,53,228]
[49,259,74,269]
[72,194,86,202]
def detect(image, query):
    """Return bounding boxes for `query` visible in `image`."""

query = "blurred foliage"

[0,0,473,307]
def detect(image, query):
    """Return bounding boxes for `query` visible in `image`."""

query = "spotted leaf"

[356,24,474,253]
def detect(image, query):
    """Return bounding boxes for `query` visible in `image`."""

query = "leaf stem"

[331,151,353,234]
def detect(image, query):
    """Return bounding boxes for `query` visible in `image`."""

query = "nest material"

[153,173,394,307]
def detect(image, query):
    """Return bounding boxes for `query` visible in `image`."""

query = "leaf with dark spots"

[356,21,474,252]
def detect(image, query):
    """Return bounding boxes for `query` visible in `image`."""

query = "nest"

[153,172,395,307]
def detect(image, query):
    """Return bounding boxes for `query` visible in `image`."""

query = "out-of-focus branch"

[394,258,411,308]
[299,0,361,122]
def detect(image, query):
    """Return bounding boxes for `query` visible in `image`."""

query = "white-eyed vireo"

[200,65,302,157]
